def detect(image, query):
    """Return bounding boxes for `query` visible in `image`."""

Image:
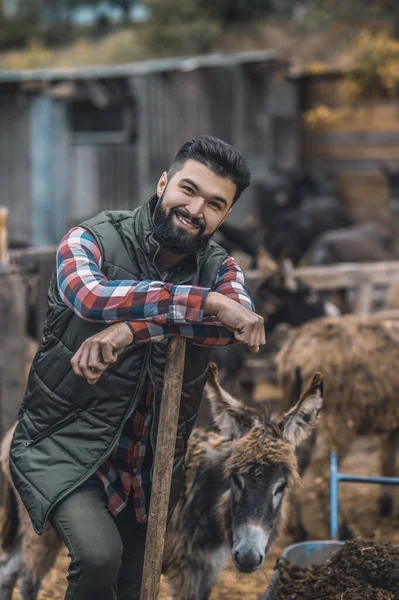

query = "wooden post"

[140,336,187,600]
[0,206,9,265]
[354,280,374,315]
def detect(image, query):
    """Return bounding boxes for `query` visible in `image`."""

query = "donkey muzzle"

[232,525,268,573]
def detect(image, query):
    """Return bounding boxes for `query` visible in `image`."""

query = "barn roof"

[0,49,280,83]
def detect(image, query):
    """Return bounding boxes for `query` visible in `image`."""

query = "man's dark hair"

[168,135,251,204]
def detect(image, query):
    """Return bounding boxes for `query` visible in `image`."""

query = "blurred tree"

[6,0,42,23]
[144,0,274,26]
[198,0,272,24]
[113,0,136,21]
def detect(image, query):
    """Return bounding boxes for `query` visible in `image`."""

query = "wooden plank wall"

[299,73,399,223]
[302,102,399,169]
[300,74,399,171]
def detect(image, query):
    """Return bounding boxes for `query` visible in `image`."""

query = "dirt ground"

[12,384,399,600]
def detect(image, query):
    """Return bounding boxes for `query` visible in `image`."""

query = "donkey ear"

[204,363,257,439]
[279,372,323,447]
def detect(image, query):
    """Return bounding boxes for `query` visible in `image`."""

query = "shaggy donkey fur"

[162,364,323,600]
[0,364,323,600]
[277,314,399,537]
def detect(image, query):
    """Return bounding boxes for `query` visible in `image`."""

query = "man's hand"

[71,323,133,385]
[205,292,265,353]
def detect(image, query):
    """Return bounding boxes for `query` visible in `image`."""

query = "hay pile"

[275,539,399,600]
[277,316,399,431]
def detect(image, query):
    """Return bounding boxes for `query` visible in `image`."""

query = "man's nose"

[186,197,205,217]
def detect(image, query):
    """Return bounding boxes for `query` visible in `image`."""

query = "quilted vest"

[10,196,227,535]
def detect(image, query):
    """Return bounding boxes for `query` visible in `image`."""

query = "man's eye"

[183,186,194,194]
[209,201,221,209]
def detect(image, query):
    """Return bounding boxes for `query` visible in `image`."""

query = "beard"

[153,190,213,255]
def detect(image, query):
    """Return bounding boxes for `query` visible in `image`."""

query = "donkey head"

[205,363,323,574]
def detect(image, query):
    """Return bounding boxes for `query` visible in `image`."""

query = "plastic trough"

[262,540,345,600]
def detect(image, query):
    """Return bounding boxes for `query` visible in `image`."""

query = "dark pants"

[49,476,148,600]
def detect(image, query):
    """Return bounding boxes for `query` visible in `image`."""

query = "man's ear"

[157,172,168,197]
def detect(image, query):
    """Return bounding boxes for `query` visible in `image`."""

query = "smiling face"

[152,160,236,255]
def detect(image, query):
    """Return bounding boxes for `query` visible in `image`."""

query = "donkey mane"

[224,425,299,484]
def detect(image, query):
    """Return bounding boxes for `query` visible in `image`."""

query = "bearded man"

[9,135,265,600]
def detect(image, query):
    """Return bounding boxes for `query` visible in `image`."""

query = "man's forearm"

[203,291,223,317]
[126,319,238,347]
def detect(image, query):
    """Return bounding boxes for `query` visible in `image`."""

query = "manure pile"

[275,539,399,600]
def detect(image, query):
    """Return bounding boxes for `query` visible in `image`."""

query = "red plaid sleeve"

[56,226,210,324]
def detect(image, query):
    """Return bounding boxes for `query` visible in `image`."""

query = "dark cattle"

[301,221,397,265]
[263,198,354,264]
[255,258,339,332]
[253,170,353,264]
[213,222,261,268]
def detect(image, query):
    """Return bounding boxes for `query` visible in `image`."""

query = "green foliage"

[139,0,271,55]
[138,0,217,55]
[348,30,399,100]
[0,0,42,51]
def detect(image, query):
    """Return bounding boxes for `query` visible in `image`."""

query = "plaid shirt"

[57,226,254,521]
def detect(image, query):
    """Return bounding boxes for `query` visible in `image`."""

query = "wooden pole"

[0,206,9,266]
[354,280,374,315]
[140,336,187,600]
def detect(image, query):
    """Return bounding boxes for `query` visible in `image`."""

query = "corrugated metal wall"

[68,143,139,229]
[0,92,31,246]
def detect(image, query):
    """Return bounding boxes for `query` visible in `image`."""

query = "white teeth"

[177,214,197,228]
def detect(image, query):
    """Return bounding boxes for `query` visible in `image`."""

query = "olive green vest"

[10,196,227,535]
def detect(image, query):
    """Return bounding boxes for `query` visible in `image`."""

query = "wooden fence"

[245,260,399,316]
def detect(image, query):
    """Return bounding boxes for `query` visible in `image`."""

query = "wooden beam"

[245,261,399,291]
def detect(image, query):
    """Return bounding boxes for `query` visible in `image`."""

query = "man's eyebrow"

[180,178,228,208]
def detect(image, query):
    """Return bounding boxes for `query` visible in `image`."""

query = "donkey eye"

[232,473,244,491]
[274,482,287,496]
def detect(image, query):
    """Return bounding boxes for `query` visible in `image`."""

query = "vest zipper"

[41,345,152,533]
[24,410,81,448]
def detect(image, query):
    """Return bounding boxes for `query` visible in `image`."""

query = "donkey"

[163,364,323,600]
[0,364,323,600]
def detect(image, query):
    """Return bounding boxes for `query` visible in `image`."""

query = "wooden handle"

[0,207,8,265]
[140,336,187,600]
